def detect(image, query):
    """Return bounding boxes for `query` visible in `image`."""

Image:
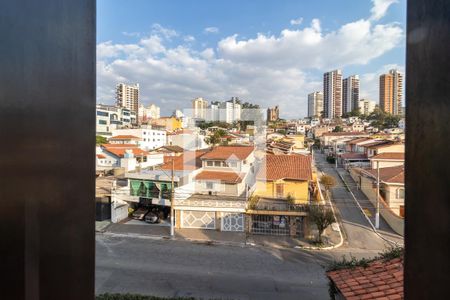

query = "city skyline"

[97,0,406,119]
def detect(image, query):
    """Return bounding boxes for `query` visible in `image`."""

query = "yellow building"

[282,135,305,151]
[151,116,182,132]
[254,154,312,204]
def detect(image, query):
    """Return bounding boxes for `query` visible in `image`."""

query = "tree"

[320,174,336,199]
[96,135,108,145]
[309,205,336,243]
[205,129,227,146]
[332,126,343,132]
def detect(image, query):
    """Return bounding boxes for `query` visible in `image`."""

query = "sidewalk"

[336,168,404,244]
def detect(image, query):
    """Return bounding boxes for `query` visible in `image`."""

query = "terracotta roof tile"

[327,257,404,300]
[340,153,368,160]
[161,150,208,171]
[322,132,368,137]
[109,135,140,140]
[257,154,312,181]
[101,144,149,158]
[201,146,254,161]
[195,170,245,184]
[370,152,404,160]
[364,166,404,184]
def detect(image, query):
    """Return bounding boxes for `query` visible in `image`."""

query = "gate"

[221,213,244,232]
[251,215,290,236]
[181,210,216,229]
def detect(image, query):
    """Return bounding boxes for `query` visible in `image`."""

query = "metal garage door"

[221,213,244,232]
[181,211,216,229]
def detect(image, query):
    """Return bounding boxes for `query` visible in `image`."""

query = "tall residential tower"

[323,70,343,119]
[116,83,140,115]
[379,69,403,115]
[307,92,324,117]
[192,97,208,119]
[343,75,360,113]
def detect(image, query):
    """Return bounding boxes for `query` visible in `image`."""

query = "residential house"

[173,146,256,232]
[320,132,369,148]
[112,128,167,150]
[249,154,312,237]
[150,116,183,132]
[97,144,164,172]
[350,165,405,234]
[369,152,405,169]
[108,135,140,145]
[167,129,208,151]
[110,150,207,223]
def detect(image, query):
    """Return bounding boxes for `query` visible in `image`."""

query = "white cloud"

[151,23,178,39]
[290,17,303,26]
[370,0,398,21]
[122,31,141,38]
[97,2,403,118]
[204,27,219,34]
[217,18,402,70]
[183,35,196,42]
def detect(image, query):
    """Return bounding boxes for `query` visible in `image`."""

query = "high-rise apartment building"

[192,97,208,119]
[307,92,324,117]
[343,75,360,113]
[379,69,403,115]
[267,106,279,122]
[116,83,140,115]
[219,97,241,123]
[323,70,343,119]
[358,99,376,115]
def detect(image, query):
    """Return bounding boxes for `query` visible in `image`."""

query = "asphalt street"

[96,235,331,300]
[313,151,403,250]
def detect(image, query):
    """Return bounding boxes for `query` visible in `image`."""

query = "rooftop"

[322,132,368,137]
[370,152,405,160]
[109,135,140,140]
[364,165,405,184]
[201,146,254,161]
[161,150,208,171]
[257,154,312,181]
[195,170,245,184]
[327,257,403,300]
[101,144,149,158]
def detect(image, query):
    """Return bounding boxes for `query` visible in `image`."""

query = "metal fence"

[251,215,290,236]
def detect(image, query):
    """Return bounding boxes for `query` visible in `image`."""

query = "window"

[98,120,107,125]
[206,161,213,167]
[214,161,221,167]
[96,111,109,117]
[206,182,214,189]
[397,188,405,199]
[275,183,284,198]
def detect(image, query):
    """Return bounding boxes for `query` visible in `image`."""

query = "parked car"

[131,207,149,220]
[144,212,160,224]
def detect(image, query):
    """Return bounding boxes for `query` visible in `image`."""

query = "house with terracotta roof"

[363,141,404,158]
[166,128,208,150]
[320,132,370,148]
[173,146,256,232]
[327,256,403,300]
[110,150,207,223]
[349,165,405,234]
[97,144,164,172]
[247,154,312,237]
[369,152,404,169]
[108,134,140,145]
[111,127,167,150]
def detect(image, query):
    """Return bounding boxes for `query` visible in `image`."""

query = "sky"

[97,0,406,119]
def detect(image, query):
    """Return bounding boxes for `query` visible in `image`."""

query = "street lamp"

[375,161,380,229]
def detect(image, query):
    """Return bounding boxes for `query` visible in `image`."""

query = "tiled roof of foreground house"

[340,153,368,160]
[364,166,404,184]
[257,154,312,181]
[327,257,403,300]
[370,152,405,160]
[201,146,254,161]
[195,170,245,183]
[161,150,208,171]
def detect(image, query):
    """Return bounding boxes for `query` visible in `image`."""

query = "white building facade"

[112,128,167,150]
[307,91,324,117]
[96,104,137,137]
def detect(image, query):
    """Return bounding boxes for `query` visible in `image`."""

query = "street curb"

[336,171,404,247]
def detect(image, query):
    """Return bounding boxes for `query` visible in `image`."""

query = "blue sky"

[97,0,406,118]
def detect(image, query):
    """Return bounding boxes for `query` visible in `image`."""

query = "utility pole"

[170,156,175,237]
[375,160,380,229]
[335,141,338,169]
